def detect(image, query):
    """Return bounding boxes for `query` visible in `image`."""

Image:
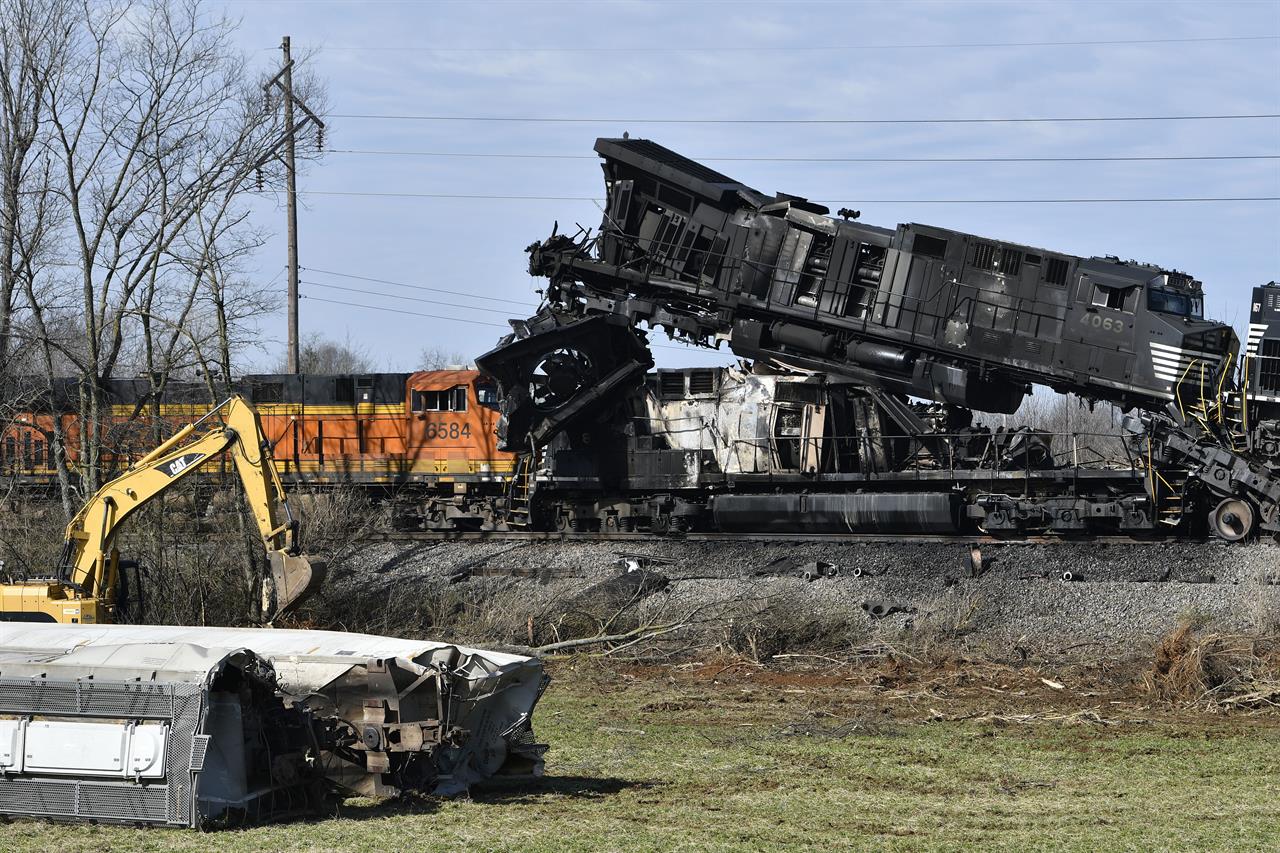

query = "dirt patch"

[573,640,1277,731]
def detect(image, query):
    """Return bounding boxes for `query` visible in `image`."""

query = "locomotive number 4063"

[423,422,471,440]
[1080,312,1124,334]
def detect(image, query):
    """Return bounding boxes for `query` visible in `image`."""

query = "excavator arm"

[3,396,323,624]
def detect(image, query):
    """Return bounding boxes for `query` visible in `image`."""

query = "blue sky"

[222,0,1280,372]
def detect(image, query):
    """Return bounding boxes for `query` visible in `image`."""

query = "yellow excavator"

[0,395,323,624]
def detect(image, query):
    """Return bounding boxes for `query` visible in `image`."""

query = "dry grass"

[5,659,1280,851]
[1144,619,1280,708]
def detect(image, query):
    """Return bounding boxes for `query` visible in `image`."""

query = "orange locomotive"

[0,370,517,528]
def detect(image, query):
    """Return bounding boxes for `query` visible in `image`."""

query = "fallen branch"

[533,621,682,654]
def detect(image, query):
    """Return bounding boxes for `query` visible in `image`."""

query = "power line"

[327,111,1280,125]
[302,295,510,329]
[300,294,725,356]
[302,189,601,199]
[301,280,530,314]
[301,190,1280,204]
[328,148,1280,164]
[303,267,533,306]
[316,34,1280,52]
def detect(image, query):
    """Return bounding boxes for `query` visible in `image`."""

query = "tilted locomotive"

[476,138,1280,540]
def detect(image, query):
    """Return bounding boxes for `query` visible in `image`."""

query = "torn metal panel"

[0,624,548,802]
[646,368,833,475]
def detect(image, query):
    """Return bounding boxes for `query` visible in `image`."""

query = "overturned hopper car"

[0,625,547,827]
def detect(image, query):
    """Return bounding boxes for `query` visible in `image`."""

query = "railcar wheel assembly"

[1208,498,1255,542]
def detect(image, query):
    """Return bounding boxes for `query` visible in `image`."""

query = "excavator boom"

[1,396,323,623]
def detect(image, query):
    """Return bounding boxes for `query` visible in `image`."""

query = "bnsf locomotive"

[0,370,517,529]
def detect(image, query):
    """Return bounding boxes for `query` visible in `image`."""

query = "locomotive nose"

[1182,326,1237,357]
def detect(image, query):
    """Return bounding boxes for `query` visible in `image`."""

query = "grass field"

[3,656,1279,852]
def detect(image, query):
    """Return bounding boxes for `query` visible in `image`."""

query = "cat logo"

[156,452,205,478]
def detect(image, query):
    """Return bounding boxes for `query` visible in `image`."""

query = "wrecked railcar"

[0,624,547,827]
[475,137,1280,542]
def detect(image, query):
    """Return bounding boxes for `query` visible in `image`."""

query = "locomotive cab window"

[476,383,500,411]
[1091,283,1129,312]
[413,386,468,413]
[1147,287,1204,319]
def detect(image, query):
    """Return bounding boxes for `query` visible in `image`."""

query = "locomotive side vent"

[688,370,717,396]
[1001,248,1023,277]
[658,372,686,399]
[1044,257,1069,285]
[970,242,996,271]
[1260,340,1280,393]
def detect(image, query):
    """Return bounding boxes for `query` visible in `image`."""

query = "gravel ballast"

[318,538,1280,658]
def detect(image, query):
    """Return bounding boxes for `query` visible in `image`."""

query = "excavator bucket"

[266,551,326,619]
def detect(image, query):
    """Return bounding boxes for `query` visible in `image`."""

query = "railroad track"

[365,530,1211,546]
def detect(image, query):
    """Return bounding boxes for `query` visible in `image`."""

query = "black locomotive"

[477,138,1280,541]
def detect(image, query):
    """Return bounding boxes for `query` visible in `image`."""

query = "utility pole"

[262,36,325,375]
[282,36,299,374]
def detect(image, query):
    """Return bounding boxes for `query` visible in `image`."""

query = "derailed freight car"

[518,365,1156,538]
[0,624,548,827]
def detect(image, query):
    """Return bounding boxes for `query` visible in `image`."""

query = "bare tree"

[418,345,472,370]
[273,331,373,374]
[0,0,68,380]
[0,0,325,510]
[977,389,1129,466]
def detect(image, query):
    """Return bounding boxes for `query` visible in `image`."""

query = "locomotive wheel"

[1208,498,1255,542]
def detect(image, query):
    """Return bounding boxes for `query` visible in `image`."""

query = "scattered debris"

[862,600,916,619]
[967,544,987,578]
[568,567,669,613]
[800,560,838,581]
[616,552,674,572]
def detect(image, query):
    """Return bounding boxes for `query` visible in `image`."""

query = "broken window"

[1091,283,1127,311]
[773,408,803,470]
